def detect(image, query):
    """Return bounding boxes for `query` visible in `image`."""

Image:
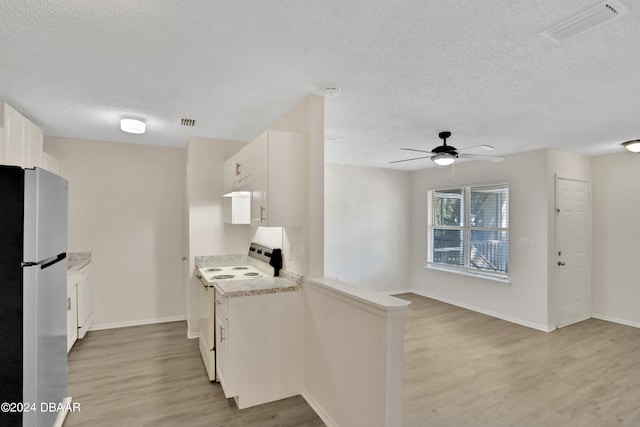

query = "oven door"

[198,276,216,381]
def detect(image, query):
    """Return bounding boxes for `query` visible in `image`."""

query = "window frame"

[427,183,510,283]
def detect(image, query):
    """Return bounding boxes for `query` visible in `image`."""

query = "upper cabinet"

[251,130,308,227]
[223,130,308,228]
[1,102,59,173]
[224,148,250,194]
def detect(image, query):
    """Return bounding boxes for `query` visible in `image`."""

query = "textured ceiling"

[1,0,639,171]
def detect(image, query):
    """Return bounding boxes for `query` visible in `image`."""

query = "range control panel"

[248,242,276,264]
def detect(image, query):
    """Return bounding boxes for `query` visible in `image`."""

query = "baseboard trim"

[301,388,338,427]
[408,289,554,332]
[90,315,187,332]
[592,313,640,329]
[187,331,199,340]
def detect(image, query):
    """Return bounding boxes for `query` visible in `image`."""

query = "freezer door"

[24,168,68,262]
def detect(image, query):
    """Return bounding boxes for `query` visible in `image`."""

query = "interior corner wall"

[43,136,186,328]
[186,137,249,336]
[324,163,411,292]
[409,150,552,331]
[591,151,640,328]
[267,95,324,278]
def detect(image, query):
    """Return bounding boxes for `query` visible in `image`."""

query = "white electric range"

[196,242,282,382]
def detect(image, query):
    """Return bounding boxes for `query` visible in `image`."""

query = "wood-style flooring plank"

[395,293,640,427]
[64,322,323,427]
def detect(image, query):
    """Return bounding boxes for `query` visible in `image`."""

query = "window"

[428,184,509,280]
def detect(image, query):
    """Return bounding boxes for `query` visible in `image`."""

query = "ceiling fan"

[390,131,504,166]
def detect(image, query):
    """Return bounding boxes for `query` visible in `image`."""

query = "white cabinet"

[76,263,93,338]
[223,130,308,227]
[224,149,250,193]
[214,288,303,409]
[1,102,43,168]
[214,289,230,395]
[67,261,93,351]
[0,101,59,172]
[66,285,78,353]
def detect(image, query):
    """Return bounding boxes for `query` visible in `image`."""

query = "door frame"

[554,175,592,328]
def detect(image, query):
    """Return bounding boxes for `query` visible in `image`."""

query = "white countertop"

[67,252,91,273]
[195,255,301,298]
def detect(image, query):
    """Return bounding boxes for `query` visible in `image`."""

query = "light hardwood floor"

[398,293,640,427]
[64,322,323,427]
[65,294,640,426]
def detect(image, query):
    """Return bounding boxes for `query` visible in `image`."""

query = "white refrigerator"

[0,166,69,427]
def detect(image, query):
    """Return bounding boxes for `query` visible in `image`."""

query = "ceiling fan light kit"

[433,152,457,166]
[390,130,503,167]
[622,140,640,153]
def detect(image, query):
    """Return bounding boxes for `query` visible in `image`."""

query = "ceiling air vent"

[181,118,196,127]
[539,0,630,43]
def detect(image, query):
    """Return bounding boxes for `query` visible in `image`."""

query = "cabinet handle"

[67,297,71,311]
[235,162,241,176]
[220,324,225,342]
[260,205,266,222]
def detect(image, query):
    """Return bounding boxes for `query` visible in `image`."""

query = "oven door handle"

[197,274,209,290]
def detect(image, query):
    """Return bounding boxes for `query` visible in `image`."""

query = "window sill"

[426,263,511,285]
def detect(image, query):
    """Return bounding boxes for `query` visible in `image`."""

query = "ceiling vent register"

[181,118,196,127]
[539,0,630,43]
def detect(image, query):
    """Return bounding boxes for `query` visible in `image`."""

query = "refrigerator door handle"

[41,253,67,269]
[22,253,67,269]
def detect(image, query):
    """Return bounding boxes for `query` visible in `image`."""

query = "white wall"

[185,137,249,336]
[44,136,185,328]
[324,163,411,292]
[268,95,325,277]
[591,151,640,328]
[410,151,552,331]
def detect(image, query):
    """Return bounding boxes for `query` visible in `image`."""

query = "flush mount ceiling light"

[622,139,640,153]
[538,0,630,43]
[120,118,146,134]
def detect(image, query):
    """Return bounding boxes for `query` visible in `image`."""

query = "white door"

[555,178,591,328]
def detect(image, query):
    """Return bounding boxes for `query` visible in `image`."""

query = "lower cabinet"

[67,261,92,352]
[66,286,78,353]
[215,289,303,409]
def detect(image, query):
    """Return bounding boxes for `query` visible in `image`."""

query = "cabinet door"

[249,133,268,225]
[2,103,26,167]
[266,132,308,226]
[76,264,93,334]
[215,313,230,396]
[66,288,78,352]
[223,155,236,194]
[24,119,43,168]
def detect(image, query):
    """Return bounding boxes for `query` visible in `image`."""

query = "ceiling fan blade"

[400,148,432,154]
[459,153,504,162]
[458,144,495,152]
[389,155,432,164]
